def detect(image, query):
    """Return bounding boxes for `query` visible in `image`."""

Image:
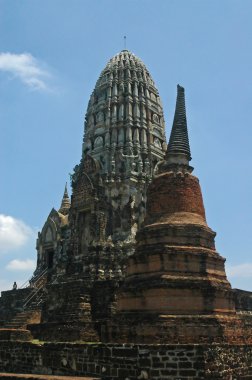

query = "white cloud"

[226,263,252,278]
[6,259,36,272]
[0,52,51,91]
[0,214,34,254]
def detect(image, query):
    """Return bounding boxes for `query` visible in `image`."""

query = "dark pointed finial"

[59,182,71,215]
[166,85,191,164]
[124,36,127,50]
[64,182,68,197]
[156,85,193,175]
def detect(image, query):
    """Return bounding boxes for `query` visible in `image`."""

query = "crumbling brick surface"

[146,173,206,223]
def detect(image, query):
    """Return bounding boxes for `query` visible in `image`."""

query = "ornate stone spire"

[166,85,191,166]
[82,50,166,179]
[68,51,168,286]
[58,183,71,215]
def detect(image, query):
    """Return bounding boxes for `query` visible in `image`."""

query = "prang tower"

[34,50,166,281]
[66,50,166,277]
[28,50,167,341]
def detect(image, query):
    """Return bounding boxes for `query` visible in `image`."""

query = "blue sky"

[0,0,252,291]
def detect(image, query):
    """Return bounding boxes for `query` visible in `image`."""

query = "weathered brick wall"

[233,288,252,312]
[0,342,251,379]
[146,173,206,224]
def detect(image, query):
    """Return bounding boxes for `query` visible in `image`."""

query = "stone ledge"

[0,374,99,380]
[0,329,32,341]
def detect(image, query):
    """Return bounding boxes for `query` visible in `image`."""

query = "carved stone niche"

[72,172,94,209]
[83,154,100,175]
[77,211,94,256]
[72,155,100,206]
[94,136,104,149]
[152,113,159,123]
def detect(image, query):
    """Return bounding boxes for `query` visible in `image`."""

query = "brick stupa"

[107,85,252,344]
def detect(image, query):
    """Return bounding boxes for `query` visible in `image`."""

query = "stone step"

[54,313,91,318]
[53,308,90,313]
[46,318,91,324]
[10,315,32,320]
[6,319,27,324]
[5,320,28,324]
[8,320,28,326]
[0,329,33,341]
[52,313,91,317]
[0,374,99,380]
[9,319,30,323]
[4,310,41,329]
[53,315,91,319]
[55,311,91,316]
[11,313,34,318]
[4,326,27,329]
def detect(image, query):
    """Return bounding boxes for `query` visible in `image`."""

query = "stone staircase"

[4,309,41,329]
[3,270,48,330]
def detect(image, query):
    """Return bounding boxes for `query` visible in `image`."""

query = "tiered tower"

[67,50,166,278]
[107,85,252,344]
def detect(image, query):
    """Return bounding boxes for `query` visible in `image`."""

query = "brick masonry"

[0,342,251,379]
[146,173,206,223]
[0,374,99,380]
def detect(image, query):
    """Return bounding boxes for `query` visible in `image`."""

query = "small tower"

[34,183,71,279]
[58,183,71,215]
